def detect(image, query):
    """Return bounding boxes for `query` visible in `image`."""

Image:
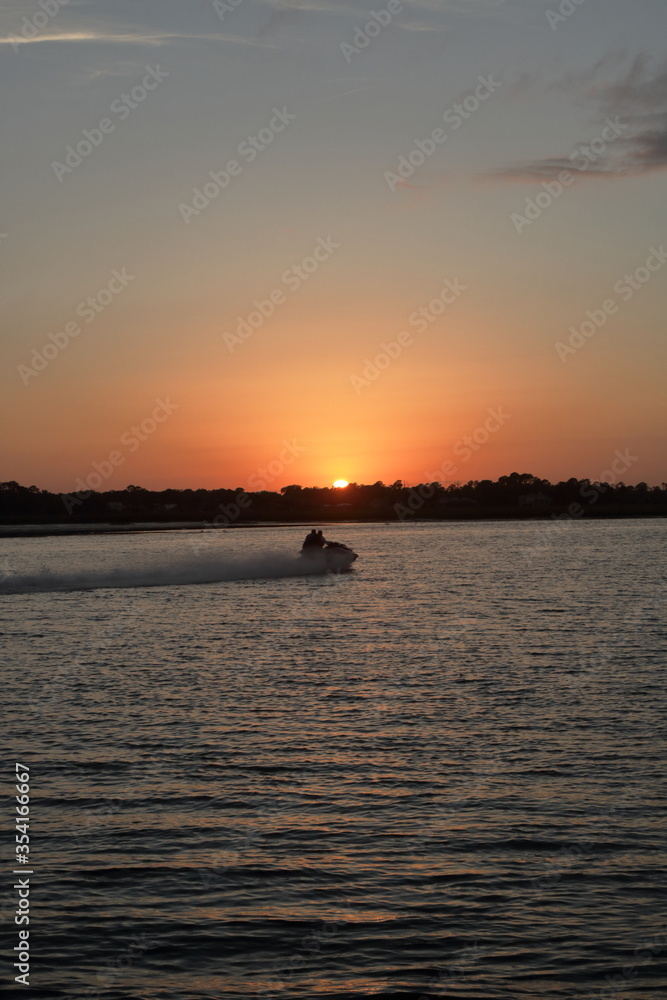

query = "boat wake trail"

[1,550,330,595]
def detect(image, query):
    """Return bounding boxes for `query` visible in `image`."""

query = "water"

[3,520,666,999]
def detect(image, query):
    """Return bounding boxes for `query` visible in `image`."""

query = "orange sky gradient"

[1,0,665,492]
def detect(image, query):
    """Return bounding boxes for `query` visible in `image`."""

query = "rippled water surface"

[3,520,667,999]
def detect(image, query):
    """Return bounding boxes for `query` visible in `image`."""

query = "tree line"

[1,473,665,526]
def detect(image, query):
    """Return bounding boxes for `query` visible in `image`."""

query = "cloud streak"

[1,0,494,51]
[0,29,272,47]
[253,0,512,41]
[0,31,162,47]
[487,52,667,183]
[0,16,275,49]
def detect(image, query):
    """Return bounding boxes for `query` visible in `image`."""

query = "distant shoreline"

[0,521,318,538]
[1,513,664,539]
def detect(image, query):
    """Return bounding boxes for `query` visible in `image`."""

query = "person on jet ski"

[302,528,326,551]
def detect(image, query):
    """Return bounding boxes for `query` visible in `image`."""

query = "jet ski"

[300,539,359,572]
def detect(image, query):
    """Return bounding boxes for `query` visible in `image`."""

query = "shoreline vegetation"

[1,474,665,537]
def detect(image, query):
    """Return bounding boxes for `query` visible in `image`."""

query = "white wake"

[0,550,332,595]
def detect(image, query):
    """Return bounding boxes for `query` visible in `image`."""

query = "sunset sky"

[2,0,666,492]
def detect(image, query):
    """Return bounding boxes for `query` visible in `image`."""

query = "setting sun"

[333,480,349,488]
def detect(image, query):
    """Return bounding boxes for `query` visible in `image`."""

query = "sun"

[333,479,349,488]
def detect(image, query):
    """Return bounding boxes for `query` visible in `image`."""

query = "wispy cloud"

[258,0,512,11]
[257,0,311,38]
[0,31,161,47]
[486,52,667,183]
[254,0,509,42]
[488,159,616,184]
[0,0,495,50]
[0,28,272,47]
[593,53,667,174]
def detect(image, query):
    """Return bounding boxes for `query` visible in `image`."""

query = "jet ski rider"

[302,528,326,551]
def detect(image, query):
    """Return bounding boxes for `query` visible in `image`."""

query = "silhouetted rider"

[302,529,326,551]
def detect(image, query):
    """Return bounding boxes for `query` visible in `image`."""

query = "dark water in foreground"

[3,520,666,999]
